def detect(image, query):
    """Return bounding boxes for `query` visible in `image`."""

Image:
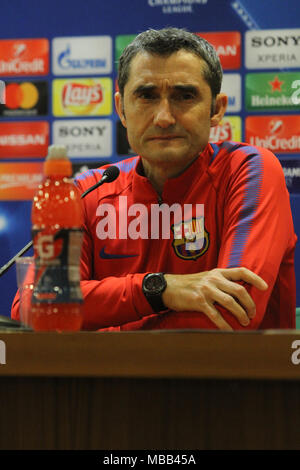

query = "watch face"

[145,275,162,291]
[142,273,167,312]
[144,273,166,294]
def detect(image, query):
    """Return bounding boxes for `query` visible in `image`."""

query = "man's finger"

[211,288,250,326]
[204,303,233,331]
[214,277,256,318]
[222,267,268,290]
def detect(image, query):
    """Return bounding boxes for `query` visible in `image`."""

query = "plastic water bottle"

[31,145,83,331]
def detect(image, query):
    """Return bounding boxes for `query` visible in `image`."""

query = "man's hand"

[162,267,268,330]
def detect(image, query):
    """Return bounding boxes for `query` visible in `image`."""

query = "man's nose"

[153,99,176,128]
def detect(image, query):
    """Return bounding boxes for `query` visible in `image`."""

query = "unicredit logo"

[62,83,103,106]
[249,135,300,151]
[13,43,27,57]
[0,59,44,74]
[246,115,300,153]
[0,39,48,77]
[269,119,283,135]
[248,118,300,150]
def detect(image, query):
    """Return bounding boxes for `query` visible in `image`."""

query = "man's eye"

[139,92,156,100]
[171,91,196,102]
[179,92,195,100]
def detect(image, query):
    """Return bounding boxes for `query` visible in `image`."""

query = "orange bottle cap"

[43,145,72,176]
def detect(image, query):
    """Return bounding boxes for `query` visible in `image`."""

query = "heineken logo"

[269,76,284,92]
[246,72,300,111]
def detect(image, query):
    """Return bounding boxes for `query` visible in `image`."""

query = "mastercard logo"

[5,82,39,109]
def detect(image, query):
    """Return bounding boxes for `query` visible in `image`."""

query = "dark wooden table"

[0,329,300,450]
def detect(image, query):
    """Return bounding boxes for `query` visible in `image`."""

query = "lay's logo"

[62,83,103,107]
[209,116,241,142]
[53,78,112,117]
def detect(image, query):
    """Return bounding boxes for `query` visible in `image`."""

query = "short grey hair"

[117,27,223,100]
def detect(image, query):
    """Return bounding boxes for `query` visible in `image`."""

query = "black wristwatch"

[142,273,167,313]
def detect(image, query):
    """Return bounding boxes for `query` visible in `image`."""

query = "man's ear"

[210,93,228,128]
[115,91,127,128]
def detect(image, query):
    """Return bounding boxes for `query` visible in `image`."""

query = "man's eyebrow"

[173,85,199,94]
[133,84,157,95]
[132,84,199,96]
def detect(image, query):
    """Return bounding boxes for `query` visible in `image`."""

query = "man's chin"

[141,151,188,164]
[140,142,190,159]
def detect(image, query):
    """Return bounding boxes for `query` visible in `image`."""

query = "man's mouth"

[148,135,183,140]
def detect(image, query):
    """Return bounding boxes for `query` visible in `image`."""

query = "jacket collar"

[132,144,213,204]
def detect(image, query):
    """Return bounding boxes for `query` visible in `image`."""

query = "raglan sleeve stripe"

[226,148,263,267]
[216,144,296,328]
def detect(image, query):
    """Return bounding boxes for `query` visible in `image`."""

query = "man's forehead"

[126,50,207,88]
[129,49,205,70]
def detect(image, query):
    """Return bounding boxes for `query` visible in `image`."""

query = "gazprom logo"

[58,44,107,70]
[53,36,112,75]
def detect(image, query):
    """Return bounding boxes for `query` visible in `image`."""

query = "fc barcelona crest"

[171,217,210,260]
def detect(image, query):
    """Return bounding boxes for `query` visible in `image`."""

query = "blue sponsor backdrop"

[0,0,299,316]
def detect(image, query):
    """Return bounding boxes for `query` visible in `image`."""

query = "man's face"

[115,50,227,174]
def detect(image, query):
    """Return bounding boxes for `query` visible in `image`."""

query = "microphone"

[0,165,120,277]
[80,165,120,199]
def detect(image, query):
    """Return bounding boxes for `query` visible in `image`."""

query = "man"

[72,27,297,331]
[11,28,297,330]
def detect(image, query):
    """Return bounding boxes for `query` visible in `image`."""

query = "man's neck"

[141,155,199,197]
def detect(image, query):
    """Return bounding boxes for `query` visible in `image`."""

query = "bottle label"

[32,228,83,304]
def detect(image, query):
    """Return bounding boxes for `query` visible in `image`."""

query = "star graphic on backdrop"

[269,76,284,92]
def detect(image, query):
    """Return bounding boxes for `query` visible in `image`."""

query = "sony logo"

[251,36,300,47]
[58,126,106,137]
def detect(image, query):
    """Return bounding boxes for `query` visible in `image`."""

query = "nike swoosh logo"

[100,247,139,260]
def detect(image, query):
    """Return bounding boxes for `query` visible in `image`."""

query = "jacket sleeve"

[10,240,154,328]
[212,145,297,329]
[75,172,155,330]
[11,176,155,329]
[79,223,154,330]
